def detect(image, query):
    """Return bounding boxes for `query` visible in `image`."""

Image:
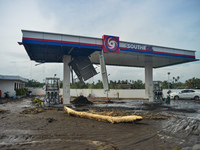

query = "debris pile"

[71,96,93,105]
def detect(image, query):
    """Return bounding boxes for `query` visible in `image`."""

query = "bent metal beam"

[19,30,198,104]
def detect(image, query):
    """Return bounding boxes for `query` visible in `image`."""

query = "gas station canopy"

[20,30,198,68]
[19,30,198,104]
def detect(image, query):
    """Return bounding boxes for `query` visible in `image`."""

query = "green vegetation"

[25,79,44,88]
[162,77,200,89]
[33,98,42,106]
[16,88,28,96]
[70,79,145,89]
[185,77,200,89]
[25,77,200,89]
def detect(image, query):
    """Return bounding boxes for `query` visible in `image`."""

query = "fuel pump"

[45,77,60,105]
[153,81,163,102]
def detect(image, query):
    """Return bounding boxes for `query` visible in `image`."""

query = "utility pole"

[168,72,170,89]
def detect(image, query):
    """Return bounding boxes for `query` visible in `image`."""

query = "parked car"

[170,89,200,100]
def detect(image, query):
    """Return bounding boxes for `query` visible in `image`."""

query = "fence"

[28,88,186,99]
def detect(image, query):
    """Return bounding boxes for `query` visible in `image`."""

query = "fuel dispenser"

[153,81,163,102]
[45,77,60,105]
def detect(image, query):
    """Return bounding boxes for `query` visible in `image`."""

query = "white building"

[0,75,28,98]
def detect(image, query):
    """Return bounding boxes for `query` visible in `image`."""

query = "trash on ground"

[20,108,44,114]
[0,109,9,113]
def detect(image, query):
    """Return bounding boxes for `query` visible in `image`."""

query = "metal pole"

[168,72,170,89]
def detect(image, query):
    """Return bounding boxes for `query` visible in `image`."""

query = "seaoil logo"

[102,35,119,53]
[105,36,119,52]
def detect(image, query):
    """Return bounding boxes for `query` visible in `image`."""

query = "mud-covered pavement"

[0,98,200,150]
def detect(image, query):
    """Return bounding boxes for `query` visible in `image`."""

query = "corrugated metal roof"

[0,75,28,82]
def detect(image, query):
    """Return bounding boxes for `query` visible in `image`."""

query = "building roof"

[0,75,28,82]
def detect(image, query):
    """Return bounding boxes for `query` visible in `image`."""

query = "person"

[26,91,32,97]
[4,92,9,98]
[166,94,170,104]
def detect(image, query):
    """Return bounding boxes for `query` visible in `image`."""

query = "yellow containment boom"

[64,106,142,124]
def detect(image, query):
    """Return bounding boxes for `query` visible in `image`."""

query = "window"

[189,90,195,93]
[182,90,189,93]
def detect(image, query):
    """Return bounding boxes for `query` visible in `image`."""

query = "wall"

[28,88,192,99]
[0,80,26,98]
[0,80,15,97]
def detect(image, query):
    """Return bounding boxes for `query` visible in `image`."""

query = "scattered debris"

[87,109,132,117]
[20,108,44,114]
[106,100,114,103]
[87,109,178,120]
[46,117,56,123]
[33,98,42,106]
[132,111,178,120]
[71,96,93,105]
[0,109,9,113]
[171,146,178,150]
[57,108,63,111]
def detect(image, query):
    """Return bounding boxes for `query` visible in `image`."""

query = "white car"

[170,89,200,100]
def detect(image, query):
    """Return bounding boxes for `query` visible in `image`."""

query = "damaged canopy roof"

[19,30,198,68]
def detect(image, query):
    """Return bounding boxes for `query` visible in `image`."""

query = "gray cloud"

[0,0,199,83]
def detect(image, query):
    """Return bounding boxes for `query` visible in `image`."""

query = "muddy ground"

[0,97,200,150]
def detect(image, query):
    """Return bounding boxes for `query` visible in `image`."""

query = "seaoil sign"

[126,43,153,51]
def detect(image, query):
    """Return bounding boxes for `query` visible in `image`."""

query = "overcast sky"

[0,0,199,83]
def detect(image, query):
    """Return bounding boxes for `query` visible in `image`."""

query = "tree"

[60,81,63,88]
[96,80,103,89]
[185,77,200,89]
[25,79,44,88]
[133,80,145,89]
[162,80,168,89]
[117,80,121,84]
[71,80,87,89]
[109,80,115,89]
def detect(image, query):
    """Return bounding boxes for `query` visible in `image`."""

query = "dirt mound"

[71,96,93,105]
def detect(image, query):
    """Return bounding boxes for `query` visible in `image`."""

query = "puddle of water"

[157,100,200,149]
[0,129,36,145]
[0,98,34,113]
[92,100,145,109]
[3,129,34,134]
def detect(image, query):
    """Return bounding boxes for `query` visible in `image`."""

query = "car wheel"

[194,96,199,101]
[174,96,179,100]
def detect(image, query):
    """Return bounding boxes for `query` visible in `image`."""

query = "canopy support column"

[63,55,71,104]
[145,61,154,102]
